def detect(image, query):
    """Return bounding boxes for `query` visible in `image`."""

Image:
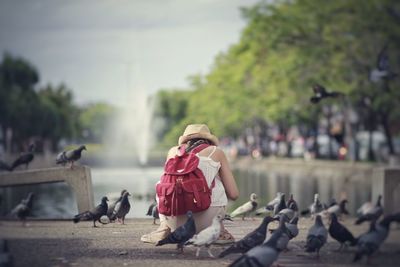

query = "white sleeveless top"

[196,146,228,207]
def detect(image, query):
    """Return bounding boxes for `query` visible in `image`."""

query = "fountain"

[103,82,155,166]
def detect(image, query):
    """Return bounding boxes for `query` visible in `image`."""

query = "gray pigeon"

[56,145,87,168]
[146,200,159,225]
[185,214,224,257]
[219,216,275,258]
[305,215,328,258]
[109,191,131,224]
[0,239,13,267]
[230,193,258,220]
[273,193,287,216]
[11,192,34,225]
[73,196,108,227]
[353,214,395,263]
[156,210,196,252]
[107,189,127,221]
[273,201,297,221]
[355,195,383,225]
[255,192,283,216]
[10,144,35,171]
[228,226,284,267]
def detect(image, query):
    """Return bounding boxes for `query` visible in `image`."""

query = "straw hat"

[178,124,219,145]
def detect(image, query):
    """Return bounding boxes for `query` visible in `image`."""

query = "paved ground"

[0,217,400,267]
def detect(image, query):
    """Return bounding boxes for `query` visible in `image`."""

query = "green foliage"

[157,0,400,152]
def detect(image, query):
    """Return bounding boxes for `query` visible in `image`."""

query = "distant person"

[141,124,239,244]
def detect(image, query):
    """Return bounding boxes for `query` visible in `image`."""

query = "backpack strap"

[190,143,210,154]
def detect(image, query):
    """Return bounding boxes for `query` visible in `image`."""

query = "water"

[0,166,372,219]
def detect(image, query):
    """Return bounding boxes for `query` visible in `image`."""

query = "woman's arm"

[214,148,239,200]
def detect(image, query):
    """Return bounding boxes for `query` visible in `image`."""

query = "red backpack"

[156,143,214,216]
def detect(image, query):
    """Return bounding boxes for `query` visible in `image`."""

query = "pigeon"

[0,160,11,171]
[230,193,258,220]
[273,193,287,216]
[321,199,349,219]
[301,193,324,217]
[310,84,344,104]
[109,191,131,224]
[255,192,283,216]
[73,196,108,227]
[146,200,159,225]
[0,239,13,267]
[305,215,328,258]
[329,213,357,250]
[269,216,299,251]
[156,210,196,252]
[274,201,297,221]
[353,214,395,263]
[56,145,87,169]
[228,225,283,267]
[10,144,35,171]
[107,189,127,221]
[369,44,397,82]
[185,214,224,258]
[11,192,34,224]
[219,216,275,258]
[355,195,383,225]
[286,193,298,212]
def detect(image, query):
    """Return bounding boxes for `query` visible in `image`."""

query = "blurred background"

[0,0,399,218]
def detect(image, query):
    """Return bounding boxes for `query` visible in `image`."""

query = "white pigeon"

[185,214,224,257]
[255,192,283,216]
[230,193,258,220]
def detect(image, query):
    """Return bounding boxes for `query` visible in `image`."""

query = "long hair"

[185,138,212,153]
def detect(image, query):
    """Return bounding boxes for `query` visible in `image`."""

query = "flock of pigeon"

[151,192,400,266]
[0,144,87,172]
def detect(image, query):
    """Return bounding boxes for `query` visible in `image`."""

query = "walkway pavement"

[0,217,399,267]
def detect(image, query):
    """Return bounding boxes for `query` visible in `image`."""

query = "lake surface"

[0,165,372,219]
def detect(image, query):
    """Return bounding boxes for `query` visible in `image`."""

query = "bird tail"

[73,216,81,223]
[218,245,235,258]
[155,238,168,246]
[73,211,92,223]
[355,217,366,225]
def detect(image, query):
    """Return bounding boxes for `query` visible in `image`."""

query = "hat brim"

[178,133,219,146]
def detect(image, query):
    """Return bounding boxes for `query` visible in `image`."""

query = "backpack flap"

[164,153,199,175]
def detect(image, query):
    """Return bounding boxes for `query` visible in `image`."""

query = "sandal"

[214,228,235,245]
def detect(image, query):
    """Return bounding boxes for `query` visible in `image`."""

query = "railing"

[0,165,94,213]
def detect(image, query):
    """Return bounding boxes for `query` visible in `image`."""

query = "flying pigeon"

[255,192,283,216]
[353,214,395,263]
[185,214,224,258]
[107,189,127,221]
[329,213,357,250]
[156,210,196,252]
[219,216,275,258]
[369,44,397,82]
[56,145,87,169]
[11,192,34,225]
[355,195,383,225]
[230,193,258,220]
[0,239,13,267]
[310,84,344,104]
[0,160,11,172]
[109,191,131,224]
[305,215,328,258]
[73,196,109,227]
[10,144,35,171]
[146,200,159,225]
[228,225,284,267]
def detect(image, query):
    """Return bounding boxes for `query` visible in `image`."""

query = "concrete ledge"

[373,167,400,214]
[0,166,94,213]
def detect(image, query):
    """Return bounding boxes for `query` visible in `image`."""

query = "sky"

[0,0,259,107]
